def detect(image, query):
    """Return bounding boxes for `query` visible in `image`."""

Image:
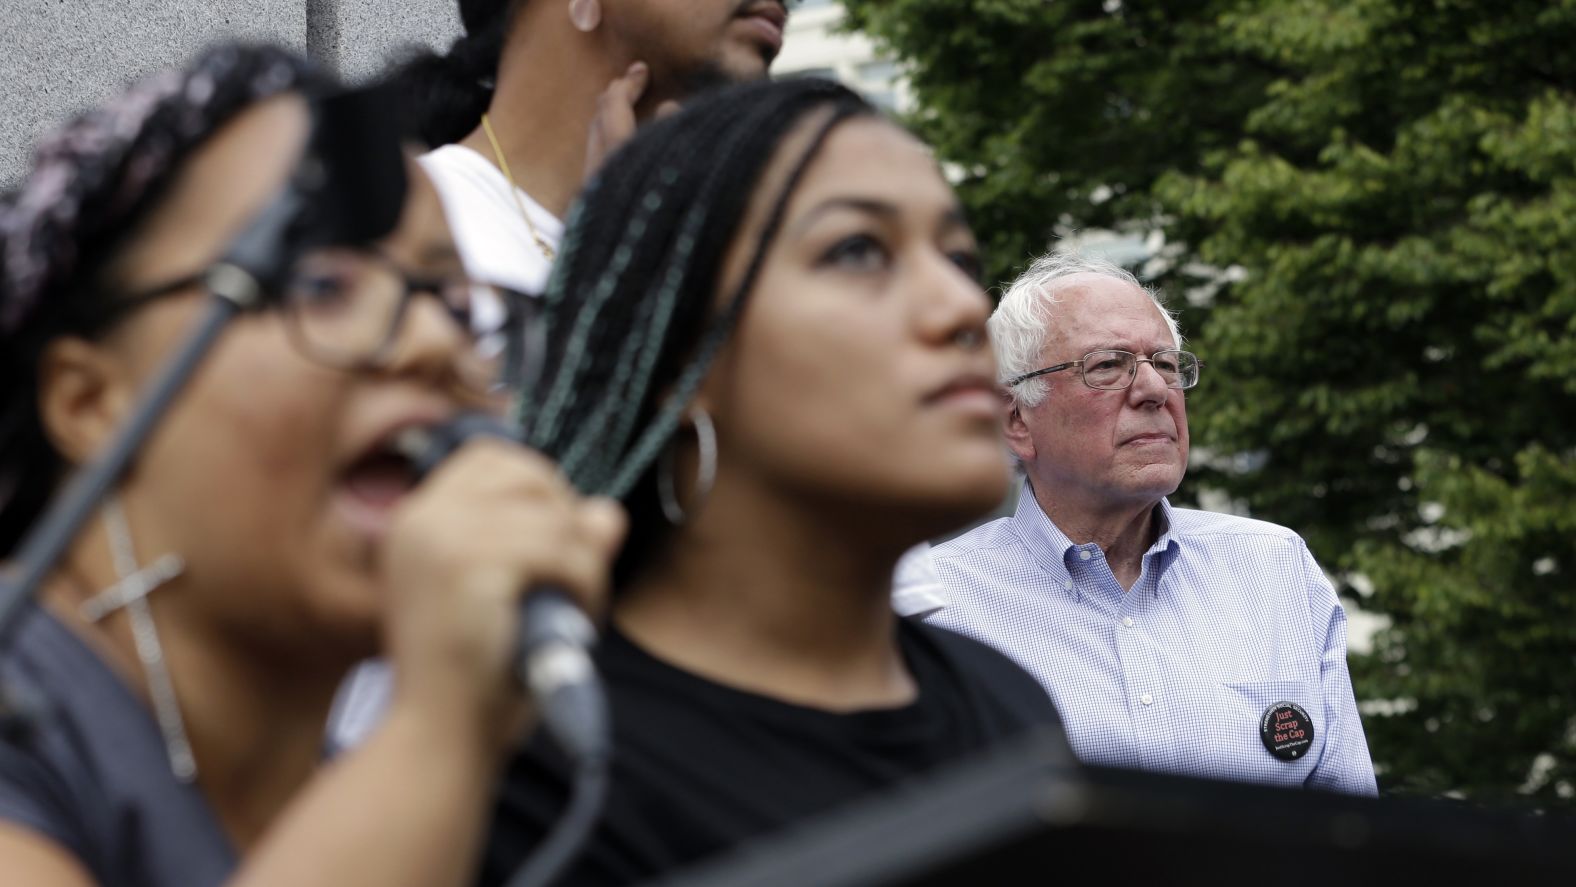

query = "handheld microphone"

[395,414,609,763]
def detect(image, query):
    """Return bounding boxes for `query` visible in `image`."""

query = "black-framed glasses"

[107,247,537,390]
[1006,349,1202,391]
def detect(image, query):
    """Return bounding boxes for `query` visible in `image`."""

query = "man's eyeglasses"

[1006,349,1202,391]
[106,247,536,390]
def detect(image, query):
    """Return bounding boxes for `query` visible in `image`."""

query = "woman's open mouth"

[333,435,424,538]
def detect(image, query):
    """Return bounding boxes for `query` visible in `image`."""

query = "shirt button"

[1140,693,1153,706]
[1122,617,1134,628]
[1078,550,1092,561]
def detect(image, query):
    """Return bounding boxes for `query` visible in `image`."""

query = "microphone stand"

[0,79,410,737]
[0,269,261,627]
[0,207,296,731]
[0,291,246,734]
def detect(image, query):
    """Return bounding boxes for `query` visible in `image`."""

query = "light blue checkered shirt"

[922,481,1378,795]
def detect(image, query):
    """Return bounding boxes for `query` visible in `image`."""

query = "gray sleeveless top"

[0,605,235,886]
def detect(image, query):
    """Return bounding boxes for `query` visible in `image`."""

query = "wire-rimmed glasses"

[1006,349,1202,391]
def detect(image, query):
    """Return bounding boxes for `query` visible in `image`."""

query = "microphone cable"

[398,416,614,887]
[504,750,611,887]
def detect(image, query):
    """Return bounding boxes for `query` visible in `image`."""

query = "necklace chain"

[481,113,558,262]
[92,498,198,783]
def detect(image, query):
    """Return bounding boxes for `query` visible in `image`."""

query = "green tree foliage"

[842,0,1278,285]
[846,0,1576,802]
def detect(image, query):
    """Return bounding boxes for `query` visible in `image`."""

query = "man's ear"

[36,337,137,467]
[1003,399,1037,466]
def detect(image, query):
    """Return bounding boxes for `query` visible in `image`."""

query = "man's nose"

[1127,358,1170,406]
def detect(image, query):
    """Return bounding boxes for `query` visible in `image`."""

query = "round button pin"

[1259,701,1315,761]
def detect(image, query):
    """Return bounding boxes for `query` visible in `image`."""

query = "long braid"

[529,178,680,451]
[572,201,702,487]
[513,77,876,582]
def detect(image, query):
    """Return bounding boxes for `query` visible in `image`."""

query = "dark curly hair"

[387,0,519,147]
[0,43,330,556]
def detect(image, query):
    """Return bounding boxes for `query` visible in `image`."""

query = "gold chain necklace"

[480,113,557,262]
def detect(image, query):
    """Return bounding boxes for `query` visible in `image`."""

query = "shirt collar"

[1008,478,1077,591]
[1009,479,1182,600]
[1144,499,1183,594]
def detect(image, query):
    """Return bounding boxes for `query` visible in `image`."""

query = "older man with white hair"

[925,253,1378,795]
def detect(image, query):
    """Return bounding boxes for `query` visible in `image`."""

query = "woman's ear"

[36,337,138,467]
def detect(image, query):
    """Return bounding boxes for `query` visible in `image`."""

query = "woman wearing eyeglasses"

[0,44,623,886]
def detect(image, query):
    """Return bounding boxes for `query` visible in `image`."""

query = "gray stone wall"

[313,0,462,84]
[0,0,462,189]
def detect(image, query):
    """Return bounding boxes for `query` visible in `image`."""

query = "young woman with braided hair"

[0,44,623,886]
[480,77,1066,886]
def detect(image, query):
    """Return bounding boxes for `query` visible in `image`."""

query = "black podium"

[653,728,1576,886]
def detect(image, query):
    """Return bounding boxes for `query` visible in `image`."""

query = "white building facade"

[774,1,909,112]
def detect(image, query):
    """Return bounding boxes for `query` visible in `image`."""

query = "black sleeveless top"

[482,621,1065,886]
[0,605,235,886]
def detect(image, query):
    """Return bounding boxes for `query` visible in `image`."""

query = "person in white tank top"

[398,0,795,291]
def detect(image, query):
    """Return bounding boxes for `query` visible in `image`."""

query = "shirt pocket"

[1215,679,1325,789]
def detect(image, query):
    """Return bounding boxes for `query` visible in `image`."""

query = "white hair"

[990,251,1184,410]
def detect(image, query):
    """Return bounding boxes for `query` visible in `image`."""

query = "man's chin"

[1117,464,1185,501]
[1138,480,1185,505]
[692,51,771,90]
